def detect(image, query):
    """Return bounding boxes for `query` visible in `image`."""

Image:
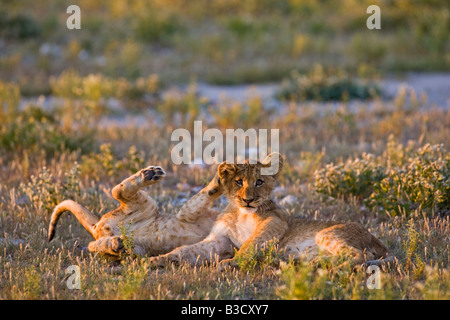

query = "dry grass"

[1,0,449,301]
[1,76,449,299]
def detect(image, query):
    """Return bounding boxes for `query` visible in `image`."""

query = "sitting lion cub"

[48,166,222,257]
[149,153,391,268]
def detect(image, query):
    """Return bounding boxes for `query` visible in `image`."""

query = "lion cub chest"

[227,209,259,248]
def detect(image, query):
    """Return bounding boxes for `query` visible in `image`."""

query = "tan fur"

[48,166,223,257]
[149,153,390,268]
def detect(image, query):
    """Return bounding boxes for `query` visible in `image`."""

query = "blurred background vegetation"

[0,0,449,94]
[1,0,449,300]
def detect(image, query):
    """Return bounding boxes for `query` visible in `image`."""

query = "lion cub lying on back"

[48,166,223,257]
[149,153,391,268]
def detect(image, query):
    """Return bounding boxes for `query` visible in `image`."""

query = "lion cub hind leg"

[315,223,388,266]
[111,166,166,206]
[88,236,125,256]
[141,166,166,185]
[88,236,147,258]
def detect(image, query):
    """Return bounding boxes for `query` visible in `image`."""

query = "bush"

[277,64,380,101]
[50,70,115,101]
[50,70,160,111]
[0,105,94,156]
[20,163,81,212]
[368,143,450,216]
[0,80,95,156]
[0,12,40,39]
[313,153,386,201]
[133,12,182,44]
[80,144,145,181]
[225,17,256,38]
[157,84,204,129]
[349,33,387,65]
[313,140,450,217]
[0,81,20,117]
[209,96,267,128]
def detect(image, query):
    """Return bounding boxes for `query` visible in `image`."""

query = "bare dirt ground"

[196,73,450,108]
[21,73,450,129]
[381,73,450,108]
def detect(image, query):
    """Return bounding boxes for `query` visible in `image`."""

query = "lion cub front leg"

[149,232,234,268]
[177,172,223,223]
[111,166,166,206]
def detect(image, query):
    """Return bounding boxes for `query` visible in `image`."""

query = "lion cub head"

[218,153,283,213]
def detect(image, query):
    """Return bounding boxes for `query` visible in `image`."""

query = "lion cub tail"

[48,200,99,241]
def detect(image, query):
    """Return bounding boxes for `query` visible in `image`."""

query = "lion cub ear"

[218,162,237,180]
[261,152,284,177]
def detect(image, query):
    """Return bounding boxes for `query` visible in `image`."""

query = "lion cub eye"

[235,179,243,186]
[255,179,264,187]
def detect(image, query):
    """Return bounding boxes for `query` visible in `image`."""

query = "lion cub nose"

[243,198,254,204]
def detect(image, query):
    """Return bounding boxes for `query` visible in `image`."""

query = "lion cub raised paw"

[140,166,166,185]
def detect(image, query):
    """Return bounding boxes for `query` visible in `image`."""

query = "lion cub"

[149,153,390,268]
[48,166,223,257]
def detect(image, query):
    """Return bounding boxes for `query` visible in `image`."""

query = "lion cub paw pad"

[142,166,166,181]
